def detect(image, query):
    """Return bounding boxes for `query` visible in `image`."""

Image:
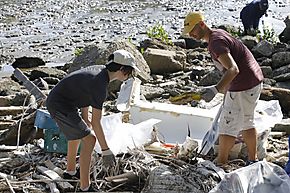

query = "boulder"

[143,48,187,74]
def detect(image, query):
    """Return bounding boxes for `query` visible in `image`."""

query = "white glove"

[200,85,218,102]
[102,149,116,167]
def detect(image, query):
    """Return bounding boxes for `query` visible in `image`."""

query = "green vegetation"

[227,23,278,43]
[74,48,84,56]
[256,24,279,43]
[146,23,173,45]
[227,26,244,38]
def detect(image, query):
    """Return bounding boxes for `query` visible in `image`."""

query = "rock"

[69,40,151,81]
[11,57,45,68]
[106,40,151,81]
[279,14,290,43]
[252,40,274,57]
[241,35,258,50]
[260,66,273,79]
[260,87,290,115]
[141,85,165,100]
[271,51,290,69]
[143,48,186,74]
[198,68,222,86]
[0,79,21,96]
[29,67,67,80]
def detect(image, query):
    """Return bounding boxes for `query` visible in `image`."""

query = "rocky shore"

[1,0,289,65]
[0,0,290,192]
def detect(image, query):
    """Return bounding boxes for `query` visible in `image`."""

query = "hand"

[102,149,116,167]
[200,85,218,102]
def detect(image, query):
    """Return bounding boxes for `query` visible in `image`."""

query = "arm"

[91,107,109,150]
[215,52,239,93]
[81,107,92,128]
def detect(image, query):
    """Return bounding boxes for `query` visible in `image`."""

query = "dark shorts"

[47,107,91,141]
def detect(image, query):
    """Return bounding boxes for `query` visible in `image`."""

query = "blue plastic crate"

[34,109,58,130]
[34,109,68,154]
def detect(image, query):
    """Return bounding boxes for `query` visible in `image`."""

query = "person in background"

[46,49,140,191]
[240,0,269,35]
[182,12,264,165]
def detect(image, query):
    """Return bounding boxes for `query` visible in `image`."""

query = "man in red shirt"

[182,12,264,165]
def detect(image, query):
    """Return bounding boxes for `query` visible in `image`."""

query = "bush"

[146,24,172,45]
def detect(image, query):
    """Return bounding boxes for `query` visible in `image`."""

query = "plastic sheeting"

[96,113,161,155]
[210,160,290,193]
[201,100,283,156]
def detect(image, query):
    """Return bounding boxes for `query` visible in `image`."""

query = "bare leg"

[242,128,257,161]
[67,140,81,171]
[79,133,96,189]
[217,134,236,164]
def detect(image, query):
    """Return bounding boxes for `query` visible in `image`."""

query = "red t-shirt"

[208,29,263,91]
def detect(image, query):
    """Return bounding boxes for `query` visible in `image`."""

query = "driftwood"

[0,106,28,116]
[0,111,37,145]
[36,166,74,191]
[105,171,138,183]
[33,174,60,193]
[0,172,15,193]
[44,160,64,176]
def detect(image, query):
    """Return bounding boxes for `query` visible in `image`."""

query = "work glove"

[102,149,116,167]
[200,85,218,102]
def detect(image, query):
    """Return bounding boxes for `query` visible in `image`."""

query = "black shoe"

[63,168,80,179]
[246,160,258,166]
[80,185,95,192]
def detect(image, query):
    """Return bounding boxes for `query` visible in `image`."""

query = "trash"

[177,136,198,160]
[206,100,283,159]
[0,65,15,79]
[96,112,161,155]
[34,109,161,155]
[117,77,218,146]
[200,104,223,155]
[169,92,201,105]
[209,160,290,193]
[13,68,46,101]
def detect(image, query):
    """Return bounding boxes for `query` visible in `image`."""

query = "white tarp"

[210,160,290,193]
[97,113,161,155]
[201,99,283,156]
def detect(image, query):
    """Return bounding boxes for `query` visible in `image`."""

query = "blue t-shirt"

[46,65,109,112]
[240,0,268,29]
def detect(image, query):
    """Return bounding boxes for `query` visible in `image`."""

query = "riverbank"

[1,0,289,66]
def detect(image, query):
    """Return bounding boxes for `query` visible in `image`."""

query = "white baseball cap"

[108,49,141,72]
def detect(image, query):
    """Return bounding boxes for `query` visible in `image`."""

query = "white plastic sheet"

[210,160,290,193]
[201,100,283,156]
[96,113,161,155]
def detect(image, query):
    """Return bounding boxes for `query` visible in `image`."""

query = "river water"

[0,0,289,65]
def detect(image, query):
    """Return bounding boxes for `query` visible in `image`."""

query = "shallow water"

[0,0,289,64]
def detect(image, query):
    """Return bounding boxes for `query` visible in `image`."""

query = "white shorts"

[219,83,262,137]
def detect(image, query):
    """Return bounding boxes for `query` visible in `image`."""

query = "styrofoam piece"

[129,100,218,145]
[0,65,14,79]
[117,78,219,146]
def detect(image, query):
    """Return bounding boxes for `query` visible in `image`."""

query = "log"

[0,106,28,116]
